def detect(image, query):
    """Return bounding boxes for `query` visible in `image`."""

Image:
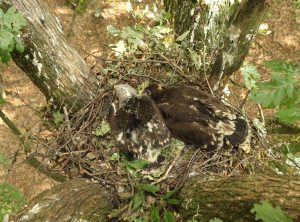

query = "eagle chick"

[109,84,171,163]
[147,85,251,152]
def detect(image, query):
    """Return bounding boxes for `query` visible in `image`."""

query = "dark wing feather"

[149,85,250,149]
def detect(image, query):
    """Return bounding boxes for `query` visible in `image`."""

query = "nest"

[30,57,269,220]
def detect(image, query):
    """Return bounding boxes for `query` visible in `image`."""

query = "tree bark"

[1,0,100,111]
[164,0,269,91]
[2,1,298,222]
[10,175,300,222]
[11,178,114,222]
[180,174,300,222]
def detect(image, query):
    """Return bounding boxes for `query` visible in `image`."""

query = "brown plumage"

[147,85,251,151]
[109,84,171,163]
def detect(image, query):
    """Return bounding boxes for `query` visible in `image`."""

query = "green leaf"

[209,218,223,222]
[0,97,6,105]
[95,120,111,136]
[163,210,175,222]
[15,38,25,53]
[251,201,293,222]
[275,107,300,124]
[74,0,88,13]
[1,51,11,64]
[106,25,120,36]
[109,153,120,161]
[150,205,160,222]
[176,30,190,42]
[273,87,285,107]
[250,91,275,108]
[0,183,26,220]
[166,198,180,205]
[0,30,14,50]
[241,64,261,90]
[126,159,148,170]
[132,193,144,211]
[288,143,300,155]
[264,60,300,74]
[271,160,290,174]
[52,111,64,126]
[2,7,26,32]
[139,184,160,194]
[162,190,177,200]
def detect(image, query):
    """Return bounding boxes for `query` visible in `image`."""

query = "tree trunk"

[2,1,298,222]
[10,178,114,222]
[1,0,100,111]
[180,174,300,222]
[163,0,269,91]
[10,175,300,221]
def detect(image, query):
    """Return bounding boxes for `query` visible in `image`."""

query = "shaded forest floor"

[0,0,299,201]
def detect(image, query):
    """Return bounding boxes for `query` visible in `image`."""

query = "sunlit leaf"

[275,107,300,124]
[251,201,293,222]
[0,30,14,50]
[176,30,190,42]
[241,64,261,89]
[106,25,120,36]
[52,111,64,126]
[109,153,120,161]
[95,120,111,136]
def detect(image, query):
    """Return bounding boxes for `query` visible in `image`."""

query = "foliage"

[52,111,64,126]
[242,60,300,124]
[251,201,293,222]
[124,159,149,171]
[95,119,111,136]
[0,183,26,220]
[0,7,26,64]
[67,0,90,13]
[106,10,201,83]
[241,64,261,90]
[131,184,179,222]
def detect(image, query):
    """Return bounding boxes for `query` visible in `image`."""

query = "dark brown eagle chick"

[109,84,171,163]
[147,85,251,152]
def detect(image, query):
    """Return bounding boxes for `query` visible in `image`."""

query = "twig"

[229,78,247,89]
[239,90,250,109]
[0,109,67,182]
[63,106,71,130]
[152,150,182,185]
[257,103,265,123]
[287,157,300,170]
[157,53,190,79]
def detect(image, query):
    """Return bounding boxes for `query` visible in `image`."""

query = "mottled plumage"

[148,85,251,151]
[109,84,171,163]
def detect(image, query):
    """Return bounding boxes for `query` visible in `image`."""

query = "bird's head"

[144,83,165,100]
[114,84,137,105]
